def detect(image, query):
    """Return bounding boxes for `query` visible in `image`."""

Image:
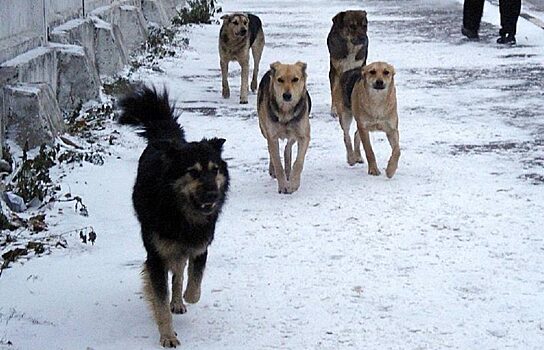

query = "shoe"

[497,34,516,45]
[462,27,479,40]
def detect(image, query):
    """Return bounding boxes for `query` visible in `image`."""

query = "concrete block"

[2,83,64,149]
[141,0,170,26]
[92,4,148,53]
[91,17,128,76]
[1,43,100,117]
[53,44,101,115]
[50,17,128,78]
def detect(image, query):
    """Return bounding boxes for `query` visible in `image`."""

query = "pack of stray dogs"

[117,9,400,348]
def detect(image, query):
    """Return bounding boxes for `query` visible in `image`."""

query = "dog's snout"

[203,191,219,203]
[239,29,247,36]
[282,92,292,102]
[376,79,384,87]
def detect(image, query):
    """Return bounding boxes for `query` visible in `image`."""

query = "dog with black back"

[118,86,229,348]
[257,61,311,194]
[219,12,265,104]
[327,10,368,165]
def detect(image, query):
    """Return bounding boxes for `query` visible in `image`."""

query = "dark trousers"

[499,0,521,35]
[463,0,521,35]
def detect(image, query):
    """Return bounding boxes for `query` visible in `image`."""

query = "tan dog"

[219,13,265,104]
[339,62,400,178]
[257,62,312,194]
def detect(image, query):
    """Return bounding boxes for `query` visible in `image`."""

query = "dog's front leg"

[358,127,380,176]
[267,138,288,193]
[239,57,249,104]
[170,257,188,314]
[221,59,230,99]
[288,136,310,193]
[339,114,358,166]
[143,257,180,348]
[284,139,295,180]
[385,130,400,178]
[184,251,207,304]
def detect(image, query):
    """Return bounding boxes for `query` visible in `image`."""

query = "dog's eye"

[383,70,390,76]
[278,78,285,83]
[369,70,376,75]
[233,21,239,25]
[292,77,299,83]
[189,169,201,178]
[210,165,220,173]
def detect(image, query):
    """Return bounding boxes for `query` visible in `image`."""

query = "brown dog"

[339,62,400,178]
[219,13,265,104]
[257,62,312,194]
[327,10,368,165]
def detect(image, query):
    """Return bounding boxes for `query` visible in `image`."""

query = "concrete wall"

[0,0,185,155]
[0,0,45,64]
[0,0,157,65]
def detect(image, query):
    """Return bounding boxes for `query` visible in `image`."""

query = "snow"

[1,0,544,349]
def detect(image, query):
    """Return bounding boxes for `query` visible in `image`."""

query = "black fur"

[340,67,362,109]
[118,86,229,342]
[248,13,262,47]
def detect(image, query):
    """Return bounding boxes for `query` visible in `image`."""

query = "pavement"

[1,0,543,349]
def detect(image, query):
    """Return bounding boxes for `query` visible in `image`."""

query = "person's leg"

[499,0,521,36]
[463,0,485,32]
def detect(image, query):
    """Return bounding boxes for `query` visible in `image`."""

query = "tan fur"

[351,62,400,178]
[258,62,311,194]
[142,265,180,347]
[143,235,209,346]
[219,13,265,104]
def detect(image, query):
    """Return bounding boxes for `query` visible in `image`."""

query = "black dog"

[118,86,229,348]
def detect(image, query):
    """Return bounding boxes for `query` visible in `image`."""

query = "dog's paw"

[183,287,201,304]
[287,181,300,194]
[251,80,257,92]
[170,300,187,314]
[222,88,230,99]
[277,182,289,194]
[239,99,248,104]
[386,164,397,178]
[160,333,181,348]
[368,164,381,176]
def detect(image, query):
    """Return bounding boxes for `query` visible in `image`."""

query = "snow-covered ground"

[1,0,544,349]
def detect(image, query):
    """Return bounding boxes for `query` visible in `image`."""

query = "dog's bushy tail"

[118,86,185,144]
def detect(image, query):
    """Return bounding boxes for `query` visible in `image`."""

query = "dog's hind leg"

[250,37,264,93]
[170,257,188,314]
[284,139,295,181]
[143,257,180,348]
[221,58,230,99]
[288,135,310,193]
[385,130,400,178]
[184,251,207,304]
[358,127,380,176]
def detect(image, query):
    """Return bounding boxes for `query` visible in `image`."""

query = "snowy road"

[1,0,544,349]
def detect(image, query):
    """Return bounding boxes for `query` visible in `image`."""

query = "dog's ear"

[206,137,226,153]
[332,12,345,25]
[295,61,307,77]
[220,14,230,21]
[270,61,281,76]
